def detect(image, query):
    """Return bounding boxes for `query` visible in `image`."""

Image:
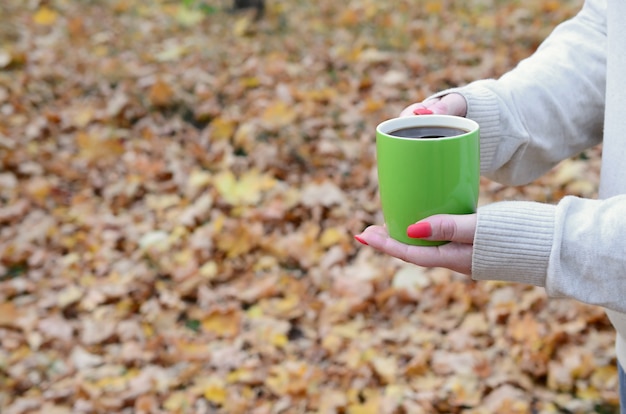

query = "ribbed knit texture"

[472,201,554,286]
[463,85,501,174]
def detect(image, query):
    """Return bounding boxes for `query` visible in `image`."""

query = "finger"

[355,225,472,274]
[400,94,468,118]
[399,100,452,117]
[407,214,477,244]
[399,102,429,117]
[432,93,467,117]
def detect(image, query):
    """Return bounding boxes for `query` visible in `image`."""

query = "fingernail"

[354,235,368,246]
[413,108,434,115]
[407,222,432,238]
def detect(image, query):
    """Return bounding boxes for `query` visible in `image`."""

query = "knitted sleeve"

[443,0,607,185]
[473,195,626,314]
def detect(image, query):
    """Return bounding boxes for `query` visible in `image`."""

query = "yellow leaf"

[209,117,237,141]
[543,0,560,12]
[363,98,384,113]
[202,378,227,404]
[172,339,211,361]
[187,169,212,189]
[261,101,297,129]
[590,365,618,389]
[424,1,442,14]
[199,261,218,280]
[227,368,257,384]
[319,390,348,412]
[233,16,252,36]
[331,320,364,339]
[347,400,380,414]
[576,383,600,400]
[265,362,312,396]
[173,249,194,265]
[253,255,278,272]
[233,122,257,152]
[214,169,276,206]
[271,333,288,348]
[371,355,398,384]
[176,6,205,26]
[319,227,346,248]
[296,87,337,102]
[508,313,541,344]
[245,305,263,319]
[240,76,261,88]
[154,44,188,62]
[321,334,343,355]
[25,177,52,203]
[57,285,83,308]
[216,222,258,258]
[201,308,241,338]
[271,294,299,314]
[163,392,190,412]
[477,16,496,30]
[72,106,96,128]
[34,7,58,25]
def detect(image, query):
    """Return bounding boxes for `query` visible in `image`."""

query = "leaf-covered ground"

[0,0,620,413]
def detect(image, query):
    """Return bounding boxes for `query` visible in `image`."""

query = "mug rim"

[376,115,479,141]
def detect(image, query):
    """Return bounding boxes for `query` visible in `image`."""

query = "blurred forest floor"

[0,0,619,413]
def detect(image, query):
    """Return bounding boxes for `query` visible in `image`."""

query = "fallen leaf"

[148,79,175,107]
[33,7,58,25]
[214,169,276,206]
[0,303,20,328]
[261,101,297,129]
[201,307,242,338]
[76,131,125,164]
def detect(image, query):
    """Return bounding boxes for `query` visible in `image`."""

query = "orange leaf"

[76,132,124,164]
[149,79,175,107]
[0,303,20,328]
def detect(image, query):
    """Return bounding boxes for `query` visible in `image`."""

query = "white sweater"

[450,0,626,368]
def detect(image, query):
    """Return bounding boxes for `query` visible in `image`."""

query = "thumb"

[407,214,476,243]
[399,93,467,117]
[424,93,467,117]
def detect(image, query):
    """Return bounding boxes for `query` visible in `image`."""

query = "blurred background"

[1,0,618,413]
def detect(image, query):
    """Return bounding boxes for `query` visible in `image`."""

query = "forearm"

[473,195,626,314]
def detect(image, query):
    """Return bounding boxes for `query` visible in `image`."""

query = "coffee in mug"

[388,126,469,139]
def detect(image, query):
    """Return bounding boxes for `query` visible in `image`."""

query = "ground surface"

[0,0,620,413]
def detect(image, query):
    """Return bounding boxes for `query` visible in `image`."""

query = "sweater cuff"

[472,201,555,287]
[427,83,501,174]
[462,83,501,175]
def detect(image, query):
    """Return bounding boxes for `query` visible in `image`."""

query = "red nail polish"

[413,108,434,115]
[354,235,368,246]
[407,222,432,238]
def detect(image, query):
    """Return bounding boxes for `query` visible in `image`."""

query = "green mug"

[376,115,480,246]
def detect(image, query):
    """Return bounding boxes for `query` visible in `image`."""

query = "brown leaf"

[148,79,175,107]
[0,303,21,328]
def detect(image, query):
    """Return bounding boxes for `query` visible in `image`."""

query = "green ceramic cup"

[376,115,480,246]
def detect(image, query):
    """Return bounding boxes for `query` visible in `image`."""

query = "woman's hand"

[357,94,474,273]
[354,214,477,275]
[400,93,467,117]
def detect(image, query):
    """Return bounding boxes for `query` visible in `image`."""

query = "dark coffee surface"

[389,126,468,139]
